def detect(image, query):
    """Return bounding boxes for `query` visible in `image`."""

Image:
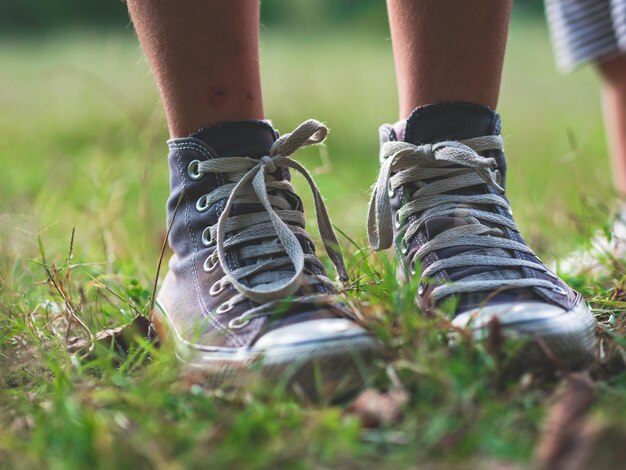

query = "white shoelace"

[368,136,560,302]
[194,120,349,327]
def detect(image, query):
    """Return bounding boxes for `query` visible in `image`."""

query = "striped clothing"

[546,0,626,71]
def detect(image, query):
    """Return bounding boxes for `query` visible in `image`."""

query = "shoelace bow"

[195,120,349,322]
[368,136,560,302]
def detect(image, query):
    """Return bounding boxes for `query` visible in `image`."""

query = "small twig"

[28,306,49,342]
[82,271,140,316]
[67,227,75,265]
[45,267,95,359]
[150,191,185,313]
[37,233,47,266]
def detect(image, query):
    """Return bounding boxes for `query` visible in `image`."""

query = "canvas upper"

[368,102,585,318]
[158,119,369,350]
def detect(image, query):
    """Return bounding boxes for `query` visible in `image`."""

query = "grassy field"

[1,18,625,469]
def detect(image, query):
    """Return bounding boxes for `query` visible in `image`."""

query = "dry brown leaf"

[486,316,504,360]
[345,387,408,429]
[534,372,595,470]
[67,315,155,356]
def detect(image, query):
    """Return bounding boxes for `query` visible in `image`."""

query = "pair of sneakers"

[152,102,597,396]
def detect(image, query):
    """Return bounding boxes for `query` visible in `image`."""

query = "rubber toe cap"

[252,318,370,350]
[452,300,596,353]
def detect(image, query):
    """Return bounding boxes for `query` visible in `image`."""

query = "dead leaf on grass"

[534,372,595,470]
[345,387,408,429]
[67,315,155,357]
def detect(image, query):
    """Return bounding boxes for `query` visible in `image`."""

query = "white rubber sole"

[153,300,385,399]
[451,300,598,367]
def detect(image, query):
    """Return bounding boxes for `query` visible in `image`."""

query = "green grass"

[1,19,625,469]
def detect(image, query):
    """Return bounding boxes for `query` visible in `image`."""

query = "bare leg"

[598,55,626,196]
[127,0,263,137]
[386,0,512,118]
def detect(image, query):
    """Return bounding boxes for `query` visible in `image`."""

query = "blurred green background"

[1,0,544,32]
[0,1,612,282]
[1,4,623,468]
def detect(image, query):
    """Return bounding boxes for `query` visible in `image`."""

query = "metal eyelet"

[188,160,203,180]
[410,258,418,276]
[209,280,228,296]
[400,237,410,255]
[388,184,396,198]
[552,285,567,296]
[196,194,210,212]
[201,227,214,246]
[228,316,251,330]
[417,283,425,296]
[216,302,233,315]
[394,211,403,229]
[203,255,218,272]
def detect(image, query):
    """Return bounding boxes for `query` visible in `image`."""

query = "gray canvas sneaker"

[154,119,382,395]
[368,102,597,366]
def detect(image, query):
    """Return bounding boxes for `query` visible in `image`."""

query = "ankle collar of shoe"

[394,102,501,145]
[169,119,278,158]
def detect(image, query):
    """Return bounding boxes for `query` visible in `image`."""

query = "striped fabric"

[546,0,626,71]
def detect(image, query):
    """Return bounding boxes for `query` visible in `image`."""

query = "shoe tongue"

[425,216,473,239]
[191,120,277,157]
[399,102,500,145]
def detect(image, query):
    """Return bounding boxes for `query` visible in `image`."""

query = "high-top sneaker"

[368,102,596,366]
[154,119,382,396]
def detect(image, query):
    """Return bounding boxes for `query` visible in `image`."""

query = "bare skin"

[386,0,512,118]
[128,0,513,135]
[127,0,263,137]
[598,55,626,196]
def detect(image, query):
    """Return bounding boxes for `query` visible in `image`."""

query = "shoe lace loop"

[196,119,348,305]
[367,135,557,301]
